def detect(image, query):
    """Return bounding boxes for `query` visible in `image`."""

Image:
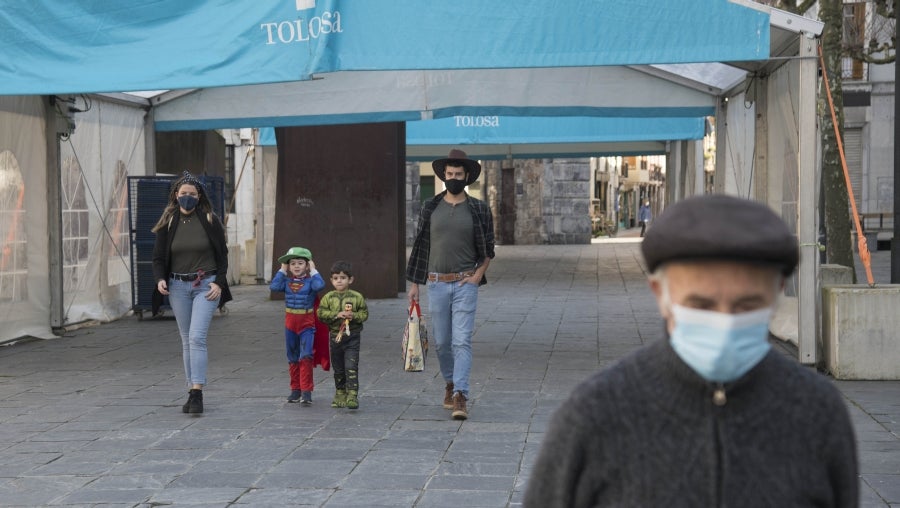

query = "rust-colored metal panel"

[499,167,516,245]
[272,123,405,299]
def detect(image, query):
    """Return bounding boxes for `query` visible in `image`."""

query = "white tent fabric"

[57,98,148,325]
[0,96,53,342]
[153,67,719,131]
[0,95,148,344]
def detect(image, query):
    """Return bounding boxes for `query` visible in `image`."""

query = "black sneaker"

[287,390,302,403]
[300,391,312,405]
[187,389,203,414]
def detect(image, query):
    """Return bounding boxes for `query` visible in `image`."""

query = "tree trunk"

[819,0,855,277]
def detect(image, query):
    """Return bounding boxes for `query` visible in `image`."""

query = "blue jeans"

[167,275,219,387]
[427,280,478,397]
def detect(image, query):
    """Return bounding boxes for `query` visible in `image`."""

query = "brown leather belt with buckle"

[170,270,217,282]
[427,271,475,283]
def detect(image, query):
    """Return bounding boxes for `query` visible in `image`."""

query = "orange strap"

[818,44,874,286]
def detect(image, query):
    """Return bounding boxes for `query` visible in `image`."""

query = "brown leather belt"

[427,271,474,283]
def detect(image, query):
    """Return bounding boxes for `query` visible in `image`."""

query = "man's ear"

[648,277,672,323]
[349,276,354,284]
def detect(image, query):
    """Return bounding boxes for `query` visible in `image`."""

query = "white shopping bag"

[401,302,428,372]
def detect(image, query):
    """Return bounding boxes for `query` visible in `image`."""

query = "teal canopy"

[0,0,768,95]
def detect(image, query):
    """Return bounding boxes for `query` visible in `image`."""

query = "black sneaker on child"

[300,391,312,405]
[287,390,302,403]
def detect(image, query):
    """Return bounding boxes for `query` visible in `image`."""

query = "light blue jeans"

[167,275,219,387]
[427,280,478,397]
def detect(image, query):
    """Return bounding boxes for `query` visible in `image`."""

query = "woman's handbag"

[401,301,428,372]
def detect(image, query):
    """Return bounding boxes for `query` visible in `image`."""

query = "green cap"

[278,246,312,264]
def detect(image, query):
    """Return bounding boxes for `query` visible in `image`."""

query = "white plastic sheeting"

[0,96,148,343]
[0,96,53,342]
[57,98,148,325]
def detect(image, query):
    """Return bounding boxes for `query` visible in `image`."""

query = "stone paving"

[0,241,897,507]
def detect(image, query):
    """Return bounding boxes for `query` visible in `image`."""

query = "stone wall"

[515,159,546,244]
[405,157,591,245]
[542,159,592,244]
[482,161,502,241]
[405,162,421,245]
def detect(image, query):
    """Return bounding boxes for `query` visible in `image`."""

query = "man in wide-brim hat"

[431,148,482,185]
[406,148,495,421]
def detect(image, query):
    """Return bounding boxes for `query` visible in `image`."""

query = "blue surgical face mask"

[669,304,773,383]
[177,195,199,211]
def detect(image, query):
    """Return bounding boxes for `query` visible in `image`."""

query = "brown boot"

[443,382,454,409]
[451,392,468,420]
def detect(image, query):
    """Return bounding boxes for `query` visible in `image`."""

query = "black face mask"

[177,195,199,211]
[445,179,467,195]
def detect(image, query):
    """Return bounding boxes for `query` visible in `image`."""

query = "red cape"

[312,297,331,371]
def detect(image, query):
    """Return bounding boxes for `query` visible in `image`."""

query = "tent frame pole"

[797,35,819,365]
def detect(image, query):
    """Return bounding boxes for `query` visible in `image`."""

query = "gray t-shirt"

[170,214,216,274]
[428,198,476,273]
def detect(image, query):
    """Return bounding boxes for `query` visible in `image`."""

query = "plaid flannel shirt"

[406,192,496,285]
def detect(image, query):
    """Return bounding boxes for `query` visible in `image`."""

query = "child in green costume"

[316,260,368,409]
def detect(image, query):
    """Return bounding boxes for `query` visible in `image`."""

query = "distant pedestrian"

[524,194,858,507]
[407,148,495,420]
[152,171,232,415]
[270,247,325,405]
[317,261,368,409]
[638,200,652,237]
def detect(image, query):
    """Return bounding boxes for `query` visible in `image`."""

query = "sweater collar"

[637,334,776,415]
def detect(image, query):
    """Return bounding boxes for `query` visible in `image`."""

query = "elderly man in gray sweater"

[524,194,858,508]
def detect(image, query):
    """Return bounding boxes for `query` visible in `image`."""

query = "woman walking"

[152,172,231,414]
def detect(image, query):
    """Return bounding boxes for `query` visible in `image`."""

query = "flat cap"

[641,194,799,275]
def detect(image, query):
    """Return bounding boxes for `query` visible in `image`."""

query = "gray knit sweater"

[523,338,858,508]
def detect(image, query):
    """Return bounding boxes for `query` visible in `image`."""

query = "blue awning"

[406,116,704,145]
[256,115,703,159]
[0,0,769,95]
[258,127,277,146]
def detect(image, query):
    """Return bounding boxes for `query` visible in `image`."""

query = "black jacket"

[151,211,232,315]
[523,338,858,507]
